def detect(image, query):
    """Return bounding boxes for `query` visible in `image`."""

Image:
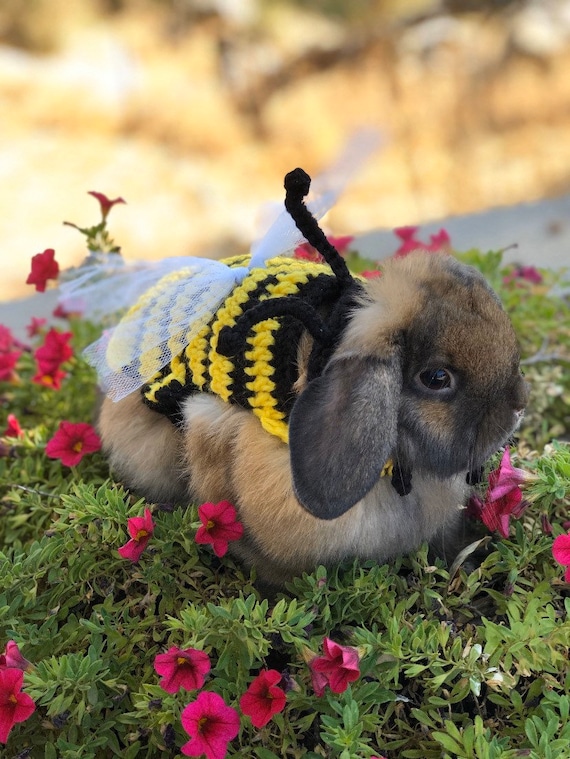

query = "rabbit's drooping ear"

[289,353,402,519]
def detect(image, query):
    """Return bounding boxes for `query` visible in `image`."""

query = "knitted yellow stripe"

[186,323,210,389]
[244,319,289,444]
[209,267,270,401]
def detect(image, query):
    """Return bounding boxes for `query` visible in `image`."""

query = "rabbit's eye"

[418,368,453,391]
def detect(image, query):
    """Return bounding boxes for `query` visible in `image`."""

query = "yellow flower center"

[135,529,148,541]
[42,374,53,385]
[72,441,84,453]
[198,716,208,731]
[8,694,17,705]
[177,657,187,666]
[206,520,215,530]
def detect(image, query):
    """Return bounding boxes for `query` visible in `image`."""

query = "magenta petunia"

[181,690,240,759]
[34,328,73,376]
[552,533,570,582]
[118,508,155,562]
[154,646,211,694]
[0,641,31,673]
[26,248,59,292]
[294,234,354,263]
[239,669,287,728]
[3,415,23,439]
[45,421,102,467]
[88,191,126,220]
[0,668,36,744]
[393,226,451,257]
[195,501,244,557]
[26,316,47,338]
[468,488,527,540]
[0,327,25,384]
[308,637,360,696]
[486,449,529,502]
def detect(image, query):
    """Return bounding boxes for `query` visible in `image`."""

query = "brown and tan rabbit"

[96,169,528,586]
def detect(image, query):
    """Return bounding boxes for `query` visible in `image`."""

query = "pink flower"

[0,669,36,744]
[26,316,47,338]
[32,367,67,390]
[53,302,83,320]
[88,191,126,220]
[118,508,155,562]
[393,226,451,257]
[467,489,527,540]
[503,266,543,285]
[552,533,570,582]
[294,235,354,263]
[154,647,211,694]
[308,637,360,696]
[0,327,21,382]
[34,328,73,375]
[195,501,244,557]
[45,421,102,467]
[26,248,59,292]
[0,642,31,673]
[181,691,240,759]
[468,449,529,539]
[361,269,382,279]
[3,415,23,439]
[486,449,529,502]
[239,669,287,728]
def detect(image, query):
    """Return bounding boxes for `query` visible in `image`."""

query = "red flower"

[45,421,102,467]
[487,449,529,501]
[118,507,155,562]
[308,637,360,696]
[503,265,543,285]
[0,641,31,672]
[26,248,59,292]
[294,235,354,263]
[467,489,527,540]
[0,327,21,383]
[239,669,287,728]
[181,690,240,759]
[361,269,381,279]
[32,367,67,390]
[26,316,47,338]
[154,646,211,694]
[34,328,73,375]
[88,191,126,220]
[468,449,529,539]
[195,501,244,557]
[0,668,35,744]
[552,532,570,582]
[393,226,451,257]
[3,415,23,439]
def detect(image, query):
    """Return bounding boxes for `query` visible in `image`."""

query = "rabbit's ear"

[289,353,402,519]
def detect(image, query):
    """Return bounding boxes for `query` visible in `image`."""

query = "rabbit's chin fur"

[100,391,470,587]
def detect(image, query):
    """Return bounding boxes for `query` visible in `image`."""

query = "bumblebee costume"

[141,255,357,443]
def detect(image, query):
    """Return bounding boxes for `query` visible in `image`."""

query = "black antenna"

[284,168,354,287]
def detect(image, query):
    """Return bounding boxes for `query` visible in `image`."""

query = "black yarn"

[217,297,332,358]
[284,168,354,287]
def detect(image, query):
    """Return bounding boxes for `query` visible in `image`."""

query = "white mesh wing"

[60,129,381,401]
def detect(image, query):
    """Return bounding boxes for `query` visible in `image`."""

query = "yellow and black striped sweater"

[141,255,351,443]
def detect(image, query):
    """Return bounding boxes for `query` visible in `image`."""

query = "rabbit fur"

[98,250,528,586]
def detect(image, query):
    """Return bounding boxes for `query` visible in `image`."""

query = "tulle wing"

[59,129,382,401]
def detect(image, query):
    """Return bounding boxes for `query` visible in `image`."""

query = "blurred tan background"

[1,0,569,304]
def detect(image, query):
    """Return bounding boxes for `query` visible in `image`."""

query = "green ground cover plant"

[0,200,569,758]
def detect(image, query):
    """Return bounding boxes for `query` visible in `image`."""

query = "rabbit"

[96,169,529,586]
